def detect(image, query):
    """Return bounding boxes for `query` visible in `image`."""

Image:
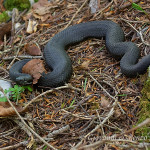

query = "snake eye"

[16,75,33,85]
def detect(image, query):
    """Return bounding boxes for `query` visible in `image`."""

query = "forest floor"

[0,0,150,149]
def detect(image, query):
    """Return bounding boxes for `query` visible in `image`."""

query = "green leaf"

[84,78,87,91]
[23,85,33,92]
[4,89,8,94]
[99,46,105,51]
[9,88,14,91]
[117,94,127,97]
[61,102,65,109]
[43,145,47,150]
[92,68,97,72]
[132,3,144,11]
[70,99,75,107]
[132,3,147,14]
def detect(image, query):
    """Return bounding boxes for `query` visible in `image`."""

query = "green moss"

[4,0,31,11]
[34,0,38,2]
[135,77,150,137]
[0,11,10,23]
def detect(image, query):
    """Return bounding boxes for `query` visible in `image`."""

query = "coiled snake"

[9,21,150,87]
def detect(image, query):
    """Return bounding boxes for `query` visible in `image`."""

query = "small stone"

[0,80,12,97]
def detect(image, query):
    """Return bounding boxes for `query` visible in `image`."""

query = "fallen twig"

[0,141,28,150]
[120,118,150,136]
[7,37,24,70]
[121,18,150,46]
[3,55,42,60]
[72,99,117,150]
[64,0,89,29]
[0,86,58,150]
[89,73,125,114]
[24,84,81,110]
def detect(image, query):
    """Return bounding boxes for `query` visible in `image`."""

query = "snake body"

[9,21,150,87]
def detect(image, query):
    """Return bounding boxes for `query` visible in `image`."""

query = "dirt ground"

[0,0,150,149]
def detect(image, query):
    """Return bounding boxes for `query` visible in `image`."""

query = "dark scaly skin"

[9,59,33,85]
[9,21,150,87]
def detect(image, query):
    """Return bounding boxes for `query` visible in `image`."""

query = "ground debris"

[0,0,150,149]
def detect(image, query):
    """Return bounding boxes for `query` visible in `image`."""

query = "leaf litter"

[24,43,41,56]
[22,59,46,84]
[0,0,150,149]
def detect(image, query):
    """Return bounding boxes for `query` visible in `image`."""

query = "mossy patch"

[0,11,10,23]
[4,0,31,11]
[135,76,150,138]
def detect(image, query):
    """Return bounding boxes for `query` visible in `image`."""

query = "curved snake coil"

[9,20,150,87]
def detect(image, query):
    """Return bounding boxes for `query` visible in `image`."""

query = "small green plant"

[0,85,32,102]
[0,11,10,23]
[132,3,147,15]
[9,85,25,101]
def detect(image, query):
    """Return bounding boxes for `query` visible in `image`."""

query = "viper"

[9,20,150,87]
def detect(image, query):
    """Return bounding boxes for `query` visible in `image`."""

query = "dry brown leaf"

[81,60,90,69]
[0,102,24,117]
[32,0,58,22]
[24,43,41,56]
[22,59,46,84]
[33,13,52,22]
[32,0,50,10]
[114,108,121,118]
[14,36,21,44]
[34,5,52,16]
[0,21,12,42]
[23,0,58,22]
[100,95,110,108]
[23,11,33,21]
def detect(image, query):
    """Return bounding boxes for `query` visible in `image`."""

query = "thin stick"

[81,138,150,150]
[7,37,24,70]
[23,84,81,110]
[120,118,150,136]
[0,141,28,150]
[94,0,114,18]
[89,73,125,114]
[3,55,42,61]
[73,99,118,150]
[121,18,150,46]
[64,0,89,29]
[0,86,57,150]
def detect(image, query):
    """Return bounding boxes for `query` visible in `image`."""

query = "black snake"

[9,20,150,87]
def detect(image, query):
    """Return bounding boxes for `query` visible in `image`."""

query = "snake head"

[16,75,33,85]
